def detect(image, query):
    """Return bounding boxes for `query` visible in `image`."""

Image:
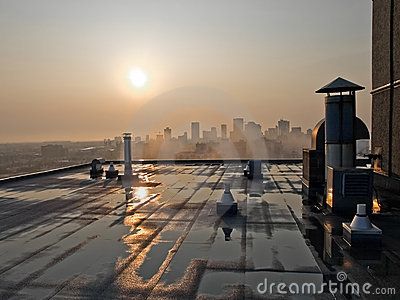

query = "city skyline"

[1,116,309,144]
[109,117,308,142]
[0,115,312,178]
[114,117,312,160]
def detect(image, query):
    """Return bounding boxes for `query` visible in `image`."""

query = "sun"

[128,68,148,88]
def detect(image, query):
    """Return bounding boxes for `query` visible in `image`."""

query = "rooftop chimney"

[123,133,132,176]
[316,77,365,177]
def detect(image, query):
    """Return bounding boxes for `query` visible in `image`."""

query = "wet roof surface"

[0,163,322,299]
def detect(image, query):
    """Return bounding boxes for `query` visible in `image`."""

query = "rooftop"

[3,162,400,299]
[0,162,324,299]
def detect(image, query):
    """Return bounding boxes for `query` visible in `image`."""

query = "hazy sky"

[0,0,372,142]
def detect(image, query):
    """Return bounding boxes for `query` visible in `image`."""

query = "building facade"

[231,118,244,142]
[244,121,262,141]
[278,119,290,136]
[164,127,172,142]
[371,0,400,180]
[191,122,200,143]
[221,124,227,140]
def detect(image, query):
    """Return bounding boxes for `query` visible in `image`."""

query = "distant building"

[265,127,278,140]
[202,130,211,142]
[291,126,301,133]
[233,118,244,133]
[278,119,290,136]
[145,135,150,143]
[156,134,164,143]
[114,136,123,149]
[191,122,200,142]
[134,136,141,143]
[245,121,262,141]
[164,127,172,142]
[210,127,217,141]
[202,128,216,142]
[291,127,302,136]
[41,144,68,159]
[233,140,247,158]
[221,124,227,139]
[178,132,188,143]
[232,118,244,142]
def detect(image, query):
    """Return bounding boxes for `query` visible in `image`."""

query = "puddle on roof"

[184,225,218,243]
[136,241,175,280]
[283,193,303,220]
[47,163,316,298]
[247,223,318,271]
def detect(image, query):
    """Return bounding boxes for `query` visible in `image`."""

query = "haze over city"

[0,0,372,143]
[1,1,400,299]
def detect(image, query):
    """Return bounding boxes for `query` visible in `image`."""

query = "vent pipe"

[123,133,132,176]
[316,77,365,178]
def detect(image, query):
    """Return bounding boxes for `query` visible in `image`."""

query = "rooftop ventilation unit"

[90,158,105,179]
[302,77,373,215]
[105,162,119,179]
[302,117,370,202]
[302,149,325,200]
[247,160,262,179]
[326,167,373,215]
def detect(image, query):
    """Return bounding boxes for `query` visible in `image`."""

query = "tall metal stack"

[302,77,373,215]
[123,132,132,176]
[315,77,364,175]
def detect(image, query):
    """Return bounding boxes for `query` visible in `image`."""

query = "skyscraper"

[203,130,211,142]
[291,127,302,134]
[265,127,278,140]
[164,127,172,141]
[245,121,262,141]
[278,119,290,136]
[210,127,217,141]
[156,133,164,143]
[221,124,227,139]
[232,118,244,142]
[233,118,244,133]
[191,122,200,142]
[178,132,188,143]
